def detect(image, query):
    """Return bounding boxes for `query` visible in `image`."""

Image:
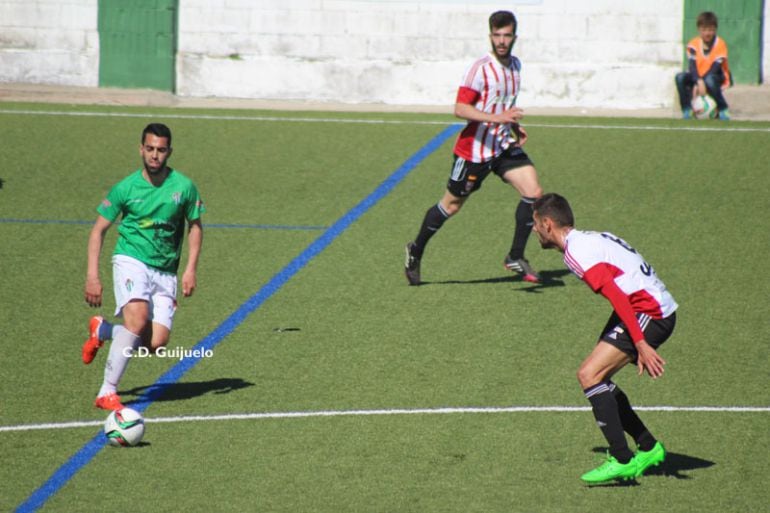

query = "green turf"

[0,104,768,512]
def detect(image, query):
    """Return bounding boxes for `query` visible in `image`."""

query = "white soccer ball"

[691,95,717,119]
[104,408,145,447]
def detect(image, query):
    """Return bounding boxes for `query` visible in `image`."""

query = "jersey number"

[601,233,654,276]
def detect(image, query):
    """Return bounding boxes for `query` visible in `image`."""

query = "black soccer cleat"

[404,242,422,286]
[503,255,541,283]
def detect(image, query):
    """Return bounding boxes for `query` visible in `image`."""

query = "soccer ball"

[104,408,145,447]
[691,95,717,119]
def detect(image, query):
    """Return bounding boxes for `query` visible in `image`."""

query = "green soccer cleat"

[580,453,639,484]
[633,441,666,477]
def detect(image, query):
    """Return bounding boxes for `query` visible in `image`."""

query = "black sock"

[610,383,657,451]
[508,197,536,260]
[413,203,449,258]
[585,382,634,463]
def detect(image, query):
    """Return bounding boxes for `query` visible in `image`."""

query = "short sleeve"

[96,185,123,222]
[185,183,205,221]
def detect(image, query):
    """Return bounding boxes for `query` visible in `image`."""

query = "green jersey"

[97,169,205,273]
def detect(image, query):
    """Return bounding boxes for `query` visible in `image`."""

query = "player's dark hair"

[533,193,574,228]
[142,123,172,146]
[696,11,718,29]
[489,10,517,34]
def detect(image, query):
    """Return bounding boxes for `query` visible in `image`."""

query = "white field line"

[1,108,769,132]
[2,405,768,433]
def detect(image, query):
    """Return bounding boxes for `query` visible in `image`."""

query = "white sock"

[97,325,140,397]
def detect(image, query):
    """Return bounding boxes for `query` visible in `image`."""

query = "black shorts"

[447,146,534,197]
[599,311,677,363]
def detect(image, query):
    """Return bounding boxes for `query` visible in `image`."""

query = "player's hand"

[84,277,103,307]
[512,123,528,146]
[182,269,197,297]
[496,107,524,124]
[696,79,707,97]
[636,340,666,379]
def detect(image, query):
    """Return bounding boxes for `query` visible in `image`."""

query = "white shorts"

[112,255,177,330]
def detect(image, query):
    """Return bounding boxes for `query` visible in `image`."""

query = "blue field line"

[15,123,461,513]
[0,218,327,231]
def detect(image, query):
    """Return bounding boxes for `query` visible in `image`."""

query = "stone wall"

[0,0,98,86]
[1,0,767,109]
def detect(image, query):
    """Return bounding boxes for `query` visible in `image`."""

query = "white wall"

[176,0,684,109]
[0,0,767,109]
[765,0,770,83]
[0,0,98,86]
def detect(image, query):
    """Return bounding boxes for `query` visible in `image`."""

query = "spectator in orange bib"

[675,11,733,120]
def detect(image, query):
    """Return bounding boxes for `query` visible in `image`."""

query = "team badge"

[465,175,477,193]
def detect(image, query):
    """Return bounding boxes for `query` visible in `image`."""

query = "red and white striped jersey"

[564,230,678,319]
[453,53,522,163]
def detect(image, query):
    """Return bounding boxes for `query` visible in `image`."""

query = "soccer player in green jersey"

[82,123,205,411]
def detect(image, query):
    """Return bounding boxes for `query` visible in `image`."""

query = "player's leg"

[609,382,656,450]
[91,256,150,410]
[95,299,147,410]
[675,72,695,118]
[577,341,639,483]
[578,312,676,482]
[500,160,543,282]
[143,280,176,351]
[703,70,729,119]
[82,315,114,364]
[609,381,665,477]
[146,322,171,350]
[413,189,466,257]
[405,190,465,285]
[142,295,176,352]
[405,156,480,285]
[627,313,676,476]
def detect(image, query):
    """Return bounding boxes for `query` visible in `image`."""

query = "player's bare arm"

[454,101,523,125]
[181,218,203,297]
[84,215,112,307]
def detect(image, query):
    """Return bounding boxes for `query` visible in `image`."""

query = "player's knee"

[440,197,464,216]
[444,202,462,216]
[703,74,719,91]
[122,300,150,332]
[576,366,599,389]
[123,317,150,336]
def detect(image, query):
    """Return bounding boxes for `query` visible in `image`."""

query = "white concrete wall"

[1,0,767,108]
[765,0,770,83]
[176,0,684,109]
[0,0,98,86]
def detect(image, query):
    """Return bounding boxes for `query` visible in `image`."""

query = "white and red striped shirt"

[564,229,678,342]
[453,53,522,163]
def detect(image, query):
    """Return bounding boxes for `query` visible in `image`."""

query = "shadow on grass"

[121,377,255,404]
[420,269,572,291]
[590,446,715,481]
